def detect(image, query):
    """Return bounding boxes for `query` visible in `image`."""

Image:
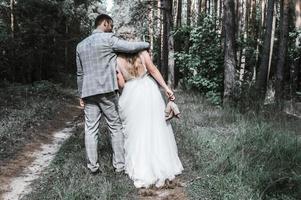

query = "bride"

[116,50,183,188]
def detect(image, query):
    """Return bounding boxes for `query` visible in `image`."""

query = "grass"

[23,118,136,200]
[0,80,76,164]
[21,90,301,200]
[172,91,301,200]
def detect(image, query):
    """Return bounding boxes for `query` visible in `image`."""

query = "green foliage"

[173,91,301,200]
[0,81,74,162]
[0,0,105,83]
[175,16,223,105]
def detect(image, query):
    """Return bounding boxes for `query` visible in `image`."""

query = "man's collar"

[92,29,104,34]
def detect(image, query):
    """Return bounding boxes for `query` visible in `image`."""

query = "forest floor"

[1,85,301,200]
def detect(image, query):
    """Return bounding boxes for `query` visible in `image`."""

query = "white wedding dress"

[117,56,183,188]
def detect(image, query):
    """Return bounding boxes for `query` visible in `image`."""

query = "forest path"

[0,100,188,200]
[0,104,81,200]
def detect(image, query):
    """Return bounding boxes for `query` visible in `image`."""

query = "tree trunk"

[291,0,301,102]
[256,0,274,102]
[236,0,242,70]
[253,0,266,81]
[197,0,203,24]
[175,0,182,87]
[187,0,192,26]
[223,0,236,107]
[148,1,154,54]
[176,0,182,27]
[275,0,289,109]
[157,0,162,71]
[10,0,16,82]
[207,0,212,15]
[266,3,277,87]
[239,0,249,84]
[166,0,175,88]
[162,0,169,81]
[10,0,15,38]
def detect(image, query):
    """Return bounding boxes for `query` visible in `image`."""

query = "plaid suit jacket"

[76,29,149,98]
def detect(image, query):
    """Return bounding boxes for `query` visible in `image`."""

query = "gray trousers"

[83,92,125,172]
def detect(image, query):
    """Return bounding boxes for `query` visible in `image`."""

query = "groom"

[76,14,149,173]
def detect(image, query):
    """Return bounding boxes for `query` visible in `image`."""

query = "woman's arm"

[140,51,175,100]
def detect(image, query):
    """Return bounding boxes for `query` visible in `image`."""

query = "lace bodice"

[117,55,147,81]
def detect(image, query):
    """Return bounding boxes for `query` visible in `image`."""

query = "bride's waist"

[126,73,150,82]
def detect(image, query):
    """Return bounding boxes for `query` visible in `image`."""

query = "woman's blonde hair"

[119,53,144,77]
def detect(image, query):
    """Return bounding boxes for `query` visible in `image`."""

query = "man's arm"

[110,34,149,53]
[76,49,83,99]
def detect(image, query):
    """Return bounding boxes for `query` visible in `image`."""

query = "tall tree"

[175,0,182,87]
[176,0,182,27]
[187,0,192,26]
[223,0,236,106]
[161,0,169,81]
[291,0,301,102]
[255,0,274,102]
[157,0,162,71]
[166,0,175,87]
[275,0,289,109]
[10,0,15,38]
[266,2,277,88]
[197,0,203,24]
[253,0,267,81]
[239,0,248,83]
[148,1,154,54]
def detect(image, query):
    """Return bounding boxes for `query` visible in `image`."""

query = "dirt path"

[0,104,81,200]
[137,181,187,200]
[0,102,188,200]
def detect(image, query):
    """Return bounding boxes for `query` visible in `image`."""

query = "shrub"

[175,15,223,105]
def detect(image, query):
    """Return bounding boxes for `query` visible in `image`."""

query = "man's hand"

[79,98,85,108]
[165,88,175,101]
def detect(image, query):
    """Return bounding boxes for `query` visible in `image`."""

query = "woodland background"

[0,0,301,108]
[1,0,301,199]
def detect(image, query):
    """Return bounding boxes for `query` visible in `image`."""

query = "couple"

[76,14,183,188]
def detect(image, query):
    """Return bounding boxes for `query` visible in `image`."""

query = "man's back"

[76,29,149,98]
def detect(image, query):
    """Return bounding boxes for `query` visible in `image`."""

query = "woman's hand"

[165,87,175,101]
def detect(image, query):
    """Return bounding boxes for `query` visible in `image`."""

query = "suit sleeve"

[110,34,150,53]
[76,49,83,98]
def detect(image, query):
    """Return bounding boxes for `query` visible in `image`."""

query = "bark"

[202,0,206,13]
[162,0,169,81]
[266,3,276,86]
[253,0,266,81]
[223,0,237,107]
[166,0,175,88]
[239,0,249,83]
[10,0,15,38]
[176,0,182,27]
[197,0,203,24]
[148,1,154,54]
[10,0,16,82]
[157,0,162,71]
[255,0,274,102]
[291,0,301,102]
[187,0,192,26]
[175,0,182,87]
[275,0,289,109]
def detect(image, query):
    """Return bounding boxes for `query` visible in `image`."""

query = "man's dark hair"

[94,14,113,29]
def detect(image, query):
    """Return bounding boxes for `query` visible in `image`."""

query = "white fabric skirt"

[119,75,183,188]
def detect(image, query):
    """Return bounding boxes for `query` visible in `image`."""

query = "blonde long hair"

[119,53,144,77]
